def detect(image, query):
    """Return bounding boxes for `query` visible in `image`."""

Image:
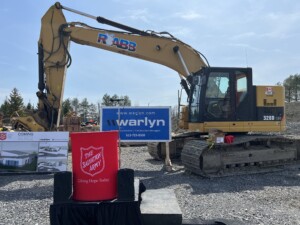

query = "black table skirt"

[50,200,142,225]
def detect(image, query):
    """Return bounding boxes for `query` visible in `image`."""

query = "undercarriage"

[148,133,300,177]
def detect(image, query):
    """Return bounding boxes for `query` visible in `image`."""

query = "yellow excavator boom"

[13,2,207,131]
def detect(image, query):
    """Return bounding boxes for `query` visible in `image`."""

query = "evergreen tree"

[7,88,24,116]
[62,98,73,116]
[0,98,10,117]
[26,102,33,110]
[0,88,24,117]
[79,98,90,122]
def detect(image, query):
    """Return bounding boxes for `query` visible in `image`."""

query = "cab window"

[236,72,247,106]
[205,72,231,119]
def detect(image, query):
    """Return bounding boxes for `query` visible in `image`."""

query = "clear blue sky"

[0,0,299,107]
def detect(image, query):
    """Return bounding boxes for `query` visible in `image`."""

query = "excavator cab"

[186,66,285,133]
[190,67,254,122]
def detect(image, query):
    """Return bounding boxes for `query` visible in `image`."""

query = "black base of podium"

[50,200,142,225]
[53,172,72,203]
[51,171,143,225]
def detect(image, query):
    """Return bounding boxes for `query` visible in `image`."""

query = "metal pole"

[117,106,121,168]
[109,98,124,168]
[164,142,173,172]
[173,46,190,77]
[57,3,151,36]
[57,3,97,20]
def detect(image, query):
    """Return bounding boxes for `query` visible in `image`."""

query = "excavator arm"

[13,2,208,131]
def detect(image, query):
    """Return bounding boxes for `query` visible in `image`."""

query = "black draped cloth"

[50,200,142,225]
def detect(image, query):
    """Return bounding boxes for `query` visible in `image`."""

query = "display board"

[0,132,69,173]
[100,107,171,142]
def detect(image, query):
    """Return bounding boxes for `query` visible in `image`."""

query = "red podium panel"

[70,131,119,201]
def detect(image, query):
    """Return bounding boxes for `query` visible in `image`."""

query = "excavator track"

[181,135,300,177]
[147,132,199,160]
[147,139,184,160]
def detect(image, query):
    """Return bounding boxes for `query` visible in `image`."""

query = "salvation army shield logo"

[0,133,7,141]
[80,146,105,177]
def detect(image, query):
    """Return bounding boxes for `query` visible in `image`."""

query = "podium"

[50,171,183,225]
[50,172,143,225]
[51,132,182,225]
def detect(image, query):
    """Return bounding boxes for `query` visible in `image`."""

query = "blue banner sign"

[100,107,171,142]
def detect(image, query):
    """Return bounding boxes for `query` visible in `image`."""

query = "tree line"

[62,94,131,122]
[279,74,300,102]
[0,89,131,123]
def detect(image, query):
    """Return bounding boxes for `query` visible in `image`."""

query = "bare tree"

[283,74,300,102]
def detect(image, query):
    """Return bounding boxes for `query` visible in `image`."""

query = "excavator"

[12,2,299,176]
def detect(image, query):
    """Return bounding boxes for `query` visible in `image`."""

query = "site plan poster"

[100,106,171,142]
[0,132,69,173]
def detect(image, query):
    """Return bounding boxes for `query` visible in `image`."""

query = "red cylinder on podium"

[70,131,119,201]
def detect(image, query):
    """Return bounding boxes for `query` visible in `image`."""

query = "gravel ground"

[1,123,300,225]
